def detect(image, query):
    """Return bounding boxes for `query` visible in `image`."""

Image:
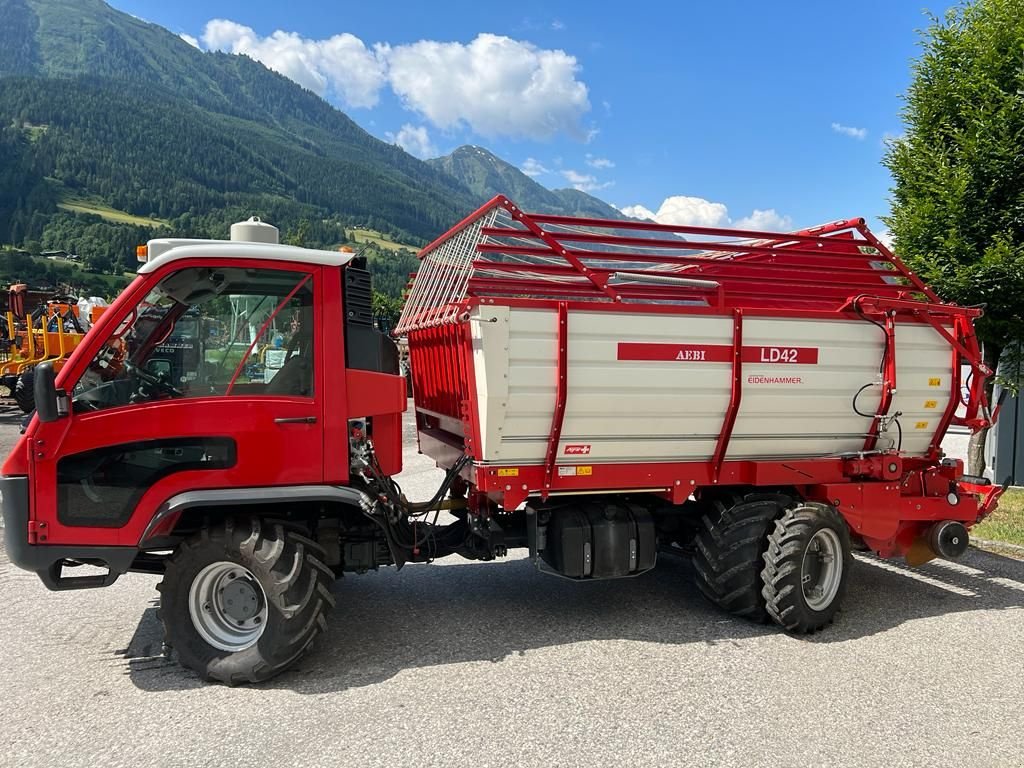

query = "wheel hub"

[220,578,261,622]
[188,562,268,652]
[800,528,843,611]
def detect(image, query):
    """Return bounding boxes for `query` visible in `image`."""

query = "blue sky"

[114,0,959,236]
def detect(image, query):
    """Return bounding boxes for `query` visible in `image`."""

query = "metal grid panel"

[396,196,963,336]
[394,207,499,335]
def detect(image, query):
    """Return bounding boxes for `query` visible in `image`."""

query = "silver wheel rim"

[188,561,268,652]
[800,528,843,611]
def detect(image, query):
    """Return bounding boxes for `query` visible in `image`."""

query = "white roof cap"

[139,239,357,274]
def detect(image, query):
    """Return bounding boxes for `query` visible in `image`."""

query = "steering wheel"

[125,361,185,398]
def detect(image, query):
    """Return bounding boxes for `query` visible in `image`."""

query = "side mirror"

[34,362,66,423]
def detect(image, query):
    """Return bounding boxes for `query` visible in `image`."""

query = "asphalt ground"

[1,403,1022,767]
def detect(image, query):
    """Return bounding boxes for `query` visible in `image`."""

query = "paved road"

[1,405,1022,767]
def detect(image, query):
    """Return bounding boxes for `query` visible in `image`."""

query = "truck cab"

[1,221,405,682]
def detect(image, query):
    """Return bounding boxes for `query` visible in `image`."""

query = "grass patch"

[973,487,1024,547]
[22,122,49,142]
[346,227,414,253]
[58,198,167,228]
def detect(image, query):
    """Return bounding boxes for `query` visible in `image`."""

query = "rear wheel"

[692,490,791,622]
[158,517,335,684]
[13,370,34,413]
[761,503,852,633]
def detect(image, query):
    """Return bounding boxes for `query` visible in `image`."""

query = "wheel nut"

[253,616,262,625]
[203,602,212,612]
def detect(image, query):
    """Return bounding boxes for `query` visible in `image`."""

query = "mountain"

[0,0,629,296]
[428,145,627,221]
[0,0,480,268]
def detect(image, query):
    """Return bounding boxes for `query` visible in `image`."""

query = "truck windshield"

[72,267,314,412]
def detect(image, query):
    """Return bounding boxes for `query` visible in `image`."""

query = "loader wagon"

[1,200,1003,684]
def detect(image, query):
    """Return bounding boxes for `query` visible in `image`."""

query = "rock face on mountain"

[429,145,626,220]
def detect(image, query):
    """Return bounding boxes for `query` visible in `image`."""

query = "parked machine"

[0,286,101,412]
[1,198,1003,684]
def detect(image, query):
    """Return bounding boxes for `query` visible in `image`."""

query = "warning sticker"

[915,421,929,430]
[557,466,593,477]
[497,468,519,477]
[923,400,938,409]
[928,377,942,387]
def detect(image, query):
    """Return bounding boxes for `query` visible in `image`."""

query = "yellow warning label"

[497,468,519,477]
[915,421,929,430]
[923,400,938,409]
[557,465,593,478]
[928,377,942,387]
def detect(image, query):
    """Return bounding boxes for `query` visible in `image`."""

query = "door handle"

[274,416,317,424]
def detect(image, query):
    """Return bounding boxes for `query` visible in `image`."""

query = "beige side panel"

[889,323,955,456]
[471,307,955,465]
[728,317,882,459]
[470,305,510,460]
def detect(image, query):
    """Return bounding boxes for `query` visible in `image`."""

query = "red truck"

[1,199,1002,684]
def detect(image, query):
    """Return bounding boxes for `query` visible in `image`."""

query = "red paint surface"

[617,342,819,365]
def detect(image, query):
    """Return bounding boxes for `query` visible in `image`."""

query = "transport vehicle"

[1,200,1002,683]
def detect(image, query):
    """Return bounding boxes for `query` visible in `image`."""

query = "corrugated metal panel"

[470,307,951,464]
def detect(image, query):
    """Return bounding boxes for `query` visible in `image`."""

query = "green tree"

[884,0,1024,473]
[372,290,403,334]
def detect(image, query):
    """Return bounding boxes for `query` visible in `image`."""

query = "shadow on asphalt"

[0,402,28,427]
[118,546,1024,692]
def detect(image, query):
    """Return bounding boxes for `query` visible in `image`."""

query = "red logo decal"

[564,444,591,455]
[618,343,818,365]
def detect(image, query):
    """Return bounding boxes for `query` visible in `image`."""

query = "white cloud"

[180,33,200,48]
[585,154,614,169]
[197,23,592,140]
[560,169,612,192]
[521,157,550,177]
[622,195,793,232]
[551,19,565,30]
[733,209,793,231]
[831,122,867,140]
[387,33,590,139]
[875,229,894,250]
[619,204,656,221]
[201,19,388,108]
[386,124,438,159]
[651,196,730,228]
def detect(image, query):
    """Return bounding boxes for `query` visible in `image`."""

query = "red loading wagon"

[398,195,1003,628]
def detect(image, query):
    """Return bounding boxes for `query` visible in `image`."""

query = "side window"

[72,267,315,412]
[57,438,235,527]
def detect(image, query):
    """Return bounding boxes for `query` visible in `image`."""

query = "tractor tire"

[13,370,34,413]
[158,517,335,685]
[761,502,852,633]
[692,490,791,622]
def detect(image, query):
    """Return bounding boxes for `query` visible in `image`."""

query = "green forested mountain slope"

[0,0,478,272]
[0,0,626,297]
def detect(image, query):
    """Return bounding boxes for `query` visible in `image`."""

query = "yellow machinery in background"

[0,285,106,412]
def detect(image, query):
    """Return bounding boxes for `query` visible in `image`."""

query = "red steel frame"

[400,197,999,557]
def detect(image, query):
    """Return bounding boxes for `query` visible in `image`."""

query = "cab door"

[28,259,326,547]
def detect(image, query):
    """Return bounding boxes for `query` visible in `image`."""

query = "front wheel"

[761,503,852,633]
[158,517,335,684]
